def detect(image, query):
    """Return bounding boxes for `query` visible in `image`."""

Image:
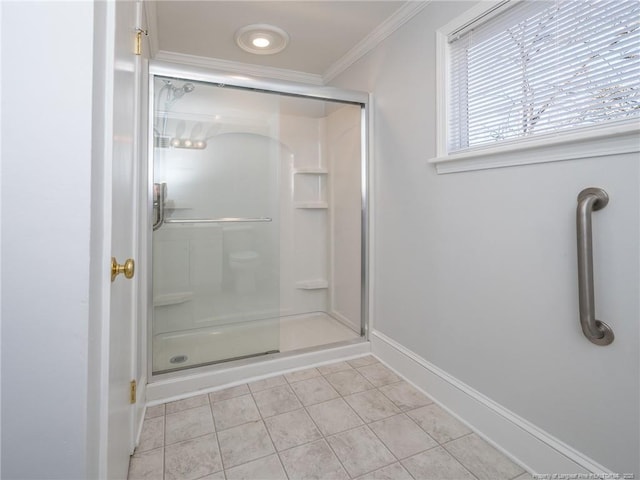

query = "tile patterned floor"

[128,356,533,480]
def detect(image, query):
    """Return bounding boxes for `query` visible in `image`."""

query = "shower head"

[156,80,196,140]
[161,80,195,103]
[171,82,195,99]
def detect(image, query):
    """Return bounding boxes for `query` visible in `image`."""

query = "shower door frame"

[146,61,371,382]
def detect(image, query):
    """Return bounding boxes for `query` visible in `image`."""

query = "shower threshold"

[152,311,360,375]
[159,349,281,375]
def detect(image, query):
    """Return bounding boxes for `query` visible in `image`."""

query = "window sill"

[428,122,640,174]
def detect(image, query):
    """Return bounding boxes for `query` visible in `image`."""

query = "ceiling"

[151,1,410,78]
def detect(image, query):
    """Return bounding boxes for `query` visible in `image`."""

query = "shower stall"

[148,65,368,377]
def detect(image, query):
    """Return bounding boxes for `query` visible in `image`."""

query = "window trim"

[430,0,640,174]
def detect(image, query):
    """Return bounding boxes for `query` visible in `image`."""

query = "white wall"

[330,1,639,474]
[0,2,3,476]
[1,2,95,478]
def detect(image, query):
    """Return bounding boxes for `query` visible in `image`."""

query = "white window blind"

[448,0,640,153]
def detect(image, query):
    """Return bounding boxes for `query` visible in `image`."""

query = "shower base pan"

[152,312,359,374]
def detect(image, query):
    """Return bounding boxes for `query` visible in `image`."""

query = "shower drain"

[170,355,188,364]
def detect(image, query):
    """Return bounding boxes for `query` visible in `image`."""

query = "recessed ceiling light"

[235,24,289,55]
[252,36,271,48]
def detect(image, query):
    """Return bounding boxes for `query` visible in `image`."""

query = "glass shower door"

[151,76,281,374]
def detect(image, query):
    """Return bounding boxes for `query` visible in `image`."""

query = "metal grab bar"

[576,187,614,346]
[164,217,272,224]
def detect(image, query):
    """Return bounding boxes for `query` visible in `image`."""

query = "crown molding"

[323,1,431,84]
[148,1,429,86]
[153,50,324,86]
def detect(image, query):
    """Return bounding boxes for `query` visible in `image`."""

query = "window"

[434,0,640,171]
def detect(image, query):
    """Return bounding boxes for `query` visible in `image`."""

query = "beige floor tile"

[445,433,524,480]
[344,389,401,423]
[327,425,396,478]
[165,405,215,445]
[128,448,163,480]
[402,447,476,480]
[211,394,260,431]
[252,384,302,418]
[248,375,286,393]
[306,398,364,436]
[130,358,530,480]
[369,414,437,459]
[355,462,413,480]
[279,439,349,480]
[164,433,222,480]
[165,394,209,414]
[378,381,433,411]
[324,369,375,396]
[217,420,275,469]
[284,367,321,383]
[347,355,380,368]
[407,404,471,443]
[144,404,165,419]
[197,472,226,480]
[357,363,401,387]
[209,384,249,403]
[225,454,287,480]
[289,376,340,406]
[136,416,164,453]
[514,473,534,480]
[317,361,353,375]
[264,408,322,451]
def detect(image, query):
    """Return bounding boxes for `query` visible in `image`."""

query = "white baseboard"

[371,330,611,476]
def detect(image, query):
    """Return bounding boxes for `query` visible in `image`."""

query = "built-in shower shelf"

[296,279,329,290]
[294,168,328,174]
[294,202,328,209]
[153,292,194,307]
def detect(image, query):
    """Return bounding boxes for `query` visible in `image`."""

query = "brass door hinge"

[135,29,148,56]
[130,380,137,404]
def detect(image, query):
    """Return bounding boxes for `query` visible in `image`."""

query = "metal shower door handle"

[153,182,167,231]
[576,187,614,346]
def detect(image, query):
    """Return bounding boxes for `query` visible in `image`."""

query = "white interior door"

[106,1,141,478]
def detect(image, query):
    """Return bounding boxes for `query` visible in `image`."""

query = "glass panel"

[151,75,365,375]
[152,76,281,373]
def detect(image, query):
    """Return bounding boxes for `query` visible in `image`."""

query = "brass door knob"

[111,257,135,282]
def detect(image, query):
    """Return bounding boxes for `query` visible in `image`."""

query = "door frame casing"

[91,1,144,476]
[132,1,151,446]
